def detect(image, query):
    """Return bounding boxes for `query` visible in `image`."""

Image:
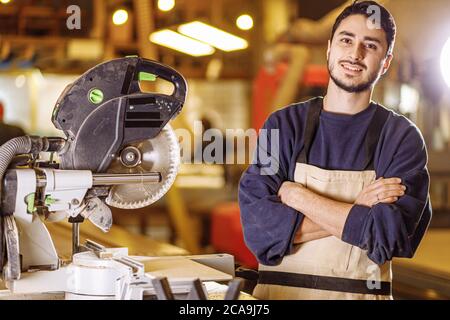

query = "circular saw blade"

[105,124,180,209]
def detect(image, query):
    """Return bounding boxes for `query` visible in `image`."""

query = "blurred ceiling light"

[178,21,248,52]
[158,0,175,12]
[0,0,11,4]
[149,30,215,57]
[112,9,129,26]
[236,14,254,31]
[441,37,450,88]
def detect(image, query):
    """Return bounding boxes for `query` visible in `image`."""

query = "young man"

[239,1,431,300]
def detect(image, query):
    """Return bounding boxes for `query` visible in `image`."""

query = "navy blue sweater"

[238,98,432,266]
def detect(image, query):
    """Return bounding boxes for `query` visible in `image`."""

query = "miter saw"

[0,57,237,300]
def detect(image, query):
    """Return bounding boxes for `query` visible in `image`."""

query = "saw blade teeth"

[105,124,181,209]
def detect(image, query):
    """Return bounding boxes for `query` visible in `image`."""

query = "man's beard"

[328,61,381,93]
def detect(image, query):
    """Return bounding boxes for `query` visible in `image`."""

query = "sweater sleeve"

[342,122,432,264]
[238,112,303,266]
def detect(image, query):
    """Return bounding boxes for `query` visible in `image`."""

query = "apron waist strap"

[258,271,392,296]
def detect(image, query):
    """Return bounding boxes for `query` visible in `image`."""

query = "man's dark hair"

[330,1,396,55]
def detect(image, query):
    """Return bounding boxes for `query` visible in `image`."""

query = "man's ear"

[381,53,394,75]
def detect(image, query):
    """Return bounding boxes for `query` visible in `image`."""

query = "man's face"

[327,14,393,93]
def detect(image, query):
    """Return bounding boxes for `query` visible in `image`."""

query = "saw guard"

[105,124,180,209]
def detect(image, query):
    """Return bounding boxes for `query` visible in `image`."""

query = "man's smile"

[340,62,365,75]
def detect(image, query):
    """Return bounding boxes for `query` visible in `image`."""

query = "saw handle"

[137,58,188,104]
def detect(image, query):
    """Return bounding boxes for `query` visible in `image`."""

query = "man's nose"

[349,43,364,61]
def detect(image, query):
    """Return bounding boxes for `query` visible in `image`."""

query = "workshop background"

[0,0,449,299]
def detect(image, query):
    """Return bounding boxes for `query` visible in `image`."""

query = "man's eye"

[341,38,351,44]
[366,43,377,50]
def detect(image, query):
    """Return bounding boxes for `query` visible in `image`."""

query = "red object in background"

[0,102,4,121]
[252,63,329,131]
[303,64,329,88]
[252,63,288,131]
[211,202,258,269]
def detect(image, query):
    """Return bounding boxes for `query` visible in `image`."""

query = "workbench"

[45,220,189,260]
[0,221,188,292]
[393,229,450,299]
[0,221,252,300]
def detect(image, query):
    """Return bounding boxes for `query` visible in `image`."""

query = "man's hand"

[278,181,304,207]
[354,177,406,208]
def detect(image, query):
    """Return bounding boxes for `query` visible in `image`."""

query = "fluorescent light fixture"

[149,30,215,57]
[236,14,254,31]
[441,37,450,88]
[178,21,248,52]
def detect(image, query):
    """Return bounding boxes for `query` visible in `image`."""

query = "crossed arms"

[280,178,406,244]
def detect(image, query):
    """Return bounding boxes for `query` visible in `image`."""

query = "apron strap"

[296,99,390,170]
[362,104,390,170]
[296,98,323,164]
[258,271,392,296]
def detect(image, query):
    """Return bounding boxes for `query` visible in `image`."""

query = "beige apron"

[253,98,392,300]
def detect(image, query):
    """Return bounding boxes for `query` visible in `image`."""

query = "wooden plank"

[166,187,202,254]
[393,229,450,278]
[138,256,232,282]
[392,229,450,298]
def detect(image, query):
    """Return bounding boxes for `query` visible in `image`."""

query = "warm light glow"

[15,75,26,88]
[112,9,129,26]
[0,0,11,4]
[441,37,450,88]
[399,84,419,115]
[236,14,253,31]
[178,21,248,52]
[149,30,215,57]
[158,0,175,12]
